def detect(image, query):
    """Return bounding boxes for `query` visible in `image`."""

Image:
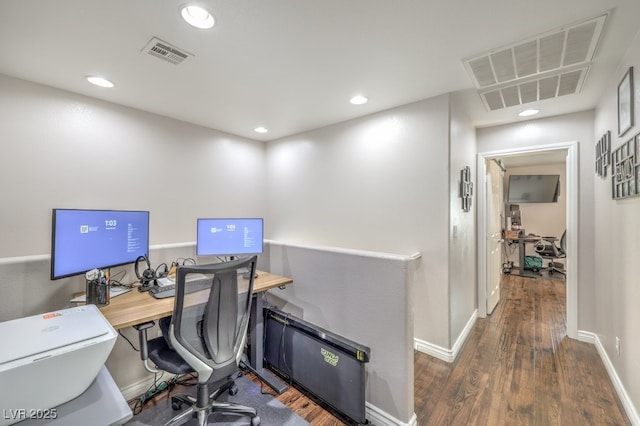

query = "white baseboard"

[414,310,478,363]
[576,329,595,344]
[119,375,158,402]
[366,403,417,426]
[579,330,640,425]
[414,337,452,362]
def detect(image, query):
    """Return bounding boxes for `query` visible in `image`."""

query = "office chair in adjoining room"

[534,231,566,275]
[134,256,260,426]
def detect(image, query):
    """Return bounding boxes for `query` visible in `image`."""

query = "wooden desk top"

[507,236,557,242]
[507,236,540,242]
[99,270,292,330]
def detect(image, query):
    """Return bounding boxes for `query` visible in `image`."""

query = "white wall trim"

[150,241,195,250]
[414,309,477,363]
[477,141,579,339]
[564,142,579,338]
[0,254,50,265]
[451,309,478,359]
[0,241,421,266]
[266,239,422,262]
[576,329,596,344]
[366,403,417,426]
[477,153,489,319]
[580,330,640,425]
[0,242,196,266]
[414,338,453,362]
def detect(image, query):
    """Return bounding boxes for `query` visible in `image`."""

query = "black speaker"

[135,255,157,289]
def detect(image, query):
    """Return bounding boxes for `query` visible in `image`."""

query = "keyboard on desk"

[149,279,212,299]
[149,284,175,299]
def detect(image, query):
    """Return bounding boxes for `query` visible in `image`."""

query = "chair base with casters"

[545,260,565,276]
[134,320,260,426]
[166,380,259,426]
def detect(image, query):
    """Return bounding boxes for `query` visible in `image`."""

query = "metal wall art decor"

[611,133,640,200]
[618,67,634,137]
[460,166,473,212]
[595,130,611,178]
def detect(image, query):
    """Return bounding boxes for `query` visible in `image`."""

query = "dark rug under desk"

[126,374,309,426]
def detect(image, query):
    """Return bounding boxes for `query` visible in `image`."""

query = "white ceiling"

[1,1,639,141]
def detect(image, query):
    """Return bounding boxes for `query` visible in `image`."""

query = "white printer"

[0,305,117,426]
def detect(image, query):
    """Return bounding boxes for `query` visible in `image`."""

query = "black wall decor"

[612,133,640,199]
[595,130,611,178]
[618,67,634,137]
[460,166,473,212]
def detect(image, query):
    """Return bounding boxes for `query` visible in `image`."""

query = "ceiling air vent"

[142,37,192,65]
[479,67,589,111]
[463,13,607,110]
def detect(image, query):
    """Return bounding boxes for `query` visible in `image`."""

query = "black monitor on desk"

[51,209,150,280]
[196,218,264,258]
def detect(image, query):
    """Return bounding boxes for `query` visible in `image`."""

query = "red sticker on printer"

[42,313,62,319]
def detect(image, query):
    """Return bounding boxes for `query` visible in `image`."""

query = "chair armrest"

[132,321,161,373]
[133,321,155,331]
[133,321,156,365]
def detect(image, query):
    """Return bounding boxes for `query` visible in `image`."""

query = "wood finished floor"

[245,372,347,425]
[133,274,629,425]
[415,274,629,425]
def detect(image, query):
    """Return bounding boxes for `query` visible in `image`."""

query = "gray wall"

[0,74,268,389]
[266,94,462,352]
[0,74,267,261]
[449,94,478,347]
[265,241,419,424]
[593,28,640,418]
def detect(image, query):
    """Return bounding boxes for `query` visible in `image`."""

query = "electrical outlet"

[615,337,621,356]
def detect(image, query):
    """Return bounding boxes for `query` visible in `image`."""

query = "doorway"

[477,141,578,338]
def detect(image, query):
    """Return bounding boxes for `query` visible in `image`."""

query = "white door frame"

[477,141,579,339]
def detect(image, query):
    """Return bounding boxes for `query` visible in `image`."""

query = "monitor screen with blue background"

[51,209,149,279]
[197,218,263,257]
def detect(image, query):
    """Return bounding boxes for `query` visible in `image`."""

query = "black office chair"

[534,231,566,275]
[135,256,260,426]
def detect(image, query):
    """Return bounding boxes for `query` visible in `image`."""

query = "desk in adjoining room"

[506,236,545,277]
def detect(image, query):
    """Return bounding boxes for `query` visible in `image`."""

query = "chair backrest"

[559,230,566,254]
[535,238,558,257]
[169,256,257,383]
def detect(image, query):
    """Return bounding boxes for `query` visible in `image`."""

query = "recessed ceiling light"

[181,4,214,29]
[518,109,539,117]
[254,126,269,134]
[350,95,368,105]
[86,76,115,88]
